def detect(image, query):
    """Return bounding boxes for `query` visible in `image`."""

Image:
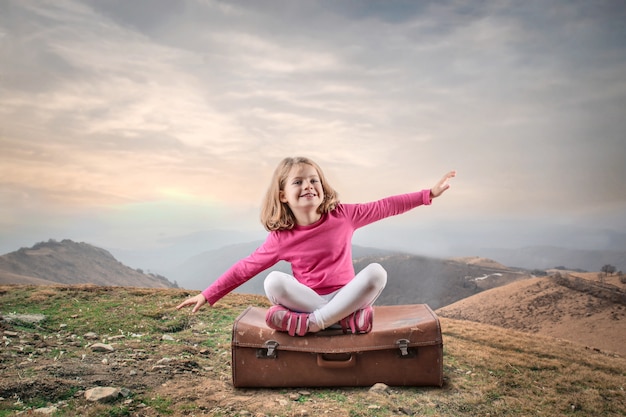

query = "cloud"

[1,0,625,255]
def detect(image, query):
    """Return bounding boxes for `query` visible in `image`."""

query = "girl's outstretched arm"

[176,293,207,313]
[430,170,456,198]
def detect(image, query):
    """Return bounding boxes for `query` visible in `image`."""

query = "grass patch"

[140,395,173,415]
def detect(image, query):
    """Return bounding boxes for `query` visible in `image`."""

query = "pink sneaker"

[265,305,310,337]
[339,306,373,334]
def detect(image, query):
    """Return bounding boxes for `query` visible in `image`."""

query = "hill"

[0,239,177,288]
[437,272,626,356]
[0,286,624,416]
[359,254,530,308]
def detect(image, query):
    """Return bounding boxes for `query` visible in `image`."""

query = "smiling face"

[279,163,325,224]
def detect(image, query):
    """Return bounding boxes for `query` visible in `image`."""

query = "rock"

[369,383,390,394]
[83,332,98,340]
[90,343,114,352]
[161,334,175,341]
[398,406,413,415]
[2,313,46,324]
[85,387,121,402]
[3,331,19,338]
[34,406,58,414]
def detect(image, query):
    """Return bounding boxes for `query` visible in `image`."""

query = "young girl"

[176,156,456,336]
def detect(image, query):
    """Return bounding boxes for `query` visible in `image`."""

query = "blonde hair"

[261,157,339,231]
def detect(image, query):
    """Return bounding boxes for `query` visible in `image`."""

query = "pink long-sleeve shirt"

[202,189,432,305]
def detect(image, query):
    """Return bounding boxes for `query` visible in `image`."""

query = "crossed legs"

[263,263,387,333]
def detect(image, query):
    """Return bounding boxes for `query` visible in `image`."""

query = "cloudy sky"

[1,0,625,260]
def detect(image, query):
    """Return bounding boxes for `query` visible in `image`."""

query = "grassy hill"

[1,285,625,416]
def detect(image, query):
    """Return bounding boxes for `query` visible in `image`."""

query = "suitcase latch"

[396,339,415,358]
[257,340,279,359]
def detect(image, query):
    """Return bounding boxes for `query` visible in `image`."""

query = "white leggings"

[263,263,387,330]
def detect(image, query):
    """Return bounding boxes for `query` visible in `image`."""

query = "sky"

[1,0,625,263]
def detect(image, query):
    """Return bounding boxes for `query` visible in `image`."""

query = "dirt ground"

[0,328,315,416]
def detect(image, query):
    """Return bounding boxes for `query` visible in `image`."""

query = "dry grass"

[0,285,625,416]
[441,318,625,415]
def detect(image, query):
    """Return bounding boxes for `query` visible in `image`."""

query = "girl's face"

[279,163,325,215]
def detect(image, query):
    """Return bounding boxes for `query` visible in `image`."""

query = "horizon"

[3,229,624,279]
[1,1,625,257]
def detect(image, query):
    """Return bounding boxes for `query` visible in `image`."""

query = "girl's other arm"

[430,170,456,199]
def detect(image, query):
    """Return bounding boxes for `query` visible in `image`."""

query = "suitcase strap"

[256,338,417,360]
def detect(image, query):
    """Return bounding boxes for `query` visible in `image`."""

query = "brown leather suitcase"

[231,304,443,388]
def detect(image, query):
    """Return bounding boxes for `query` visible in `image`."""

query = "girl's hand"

[176,293,207,313]
[430,170,456,198]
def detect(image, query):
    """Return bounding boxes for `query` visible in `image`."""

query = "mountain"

[437,271,626,356]
[106,229,265,273]
[476,245,626,272]
[172,240,532,309]
[356,254,531,309]
[0,239,177,288]
[169,241,400,294]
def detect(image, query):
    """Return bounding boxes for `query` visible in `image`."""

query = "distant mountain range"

[0,239,177,288]
[2,237,624,311]
[161,241,532,309]
[99,229,626,280]
[0,239,534,310]
[475,246,626,272]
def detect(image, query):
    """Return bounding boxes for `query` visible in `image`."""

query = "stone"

[90,343,114,352]
[369,383,390,394]
[85,387,121,402]
[83,332,98,340]
[2,313,46,324]
[33,406,58,414]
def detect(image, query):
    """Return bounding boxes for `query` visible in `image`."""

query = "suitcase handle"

[316,353,356,369]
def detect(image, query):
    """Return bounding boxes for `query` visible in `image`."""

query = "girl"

[176,156,456,337]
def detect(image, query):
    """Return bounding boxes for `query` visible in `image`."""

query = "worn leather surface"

[231,304,444,388]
